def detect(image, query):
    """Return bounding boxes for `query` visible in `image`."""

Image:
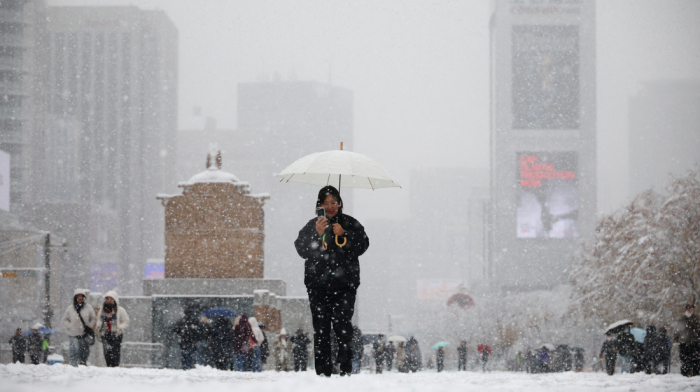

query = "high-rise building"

[629,80,700,196]
[26,6,177,295]
[0,0,47,208]
[489,0,597,291]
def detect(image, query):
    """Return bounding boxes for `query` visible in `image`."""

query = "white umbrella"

[276,143,401,191]
[542,343,556,351]
[387,335,407,342]
[604,319,633,334]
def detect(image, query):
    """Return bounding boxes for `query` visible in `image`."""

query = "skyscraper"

[489,0,597,291]
[28,6,177,294]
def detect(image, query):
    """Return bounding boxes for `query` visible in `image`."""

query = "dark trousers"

[307,288,356,377]
[12,352,25,363]
[294,351,308,371]
[103,333,123,367]
[458,358,467,370]
[680,343,700,377]
[181,345,197,370]
[375,356,383,373]
[386,356,393,371]
[605,355,617,375]
[29,353,41,365]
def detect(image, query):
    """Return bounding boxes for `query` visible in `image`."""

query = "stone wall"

[161,182,267,279]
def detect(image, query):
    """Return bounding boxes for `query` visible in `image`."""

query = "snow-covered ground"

[2,364,700,392]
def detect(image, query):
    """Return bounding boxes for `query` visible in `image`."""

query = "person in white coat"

[62,288,96,366]
[94,291,130,367]
[248,317,265,372]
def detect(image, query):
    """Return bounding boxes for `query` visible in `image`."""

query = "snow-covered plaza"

[2,364,700,392]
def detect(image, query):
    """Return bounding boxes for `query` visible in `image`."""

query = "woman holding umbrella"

[294,185,370,377]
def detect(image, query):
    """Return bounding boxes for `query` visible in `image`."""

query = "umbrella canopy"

[477,344,492,354]
[202,307,238,318]
[542,343,556,351]
[22,328,58,336]
[431,341,449,350]
[388,335,407,343]
[630,328,647,343]
[604,319,633,334]
[276,148,401,191]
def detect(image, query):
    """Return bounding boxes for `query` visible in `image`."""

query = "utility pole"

[43,233,52,328]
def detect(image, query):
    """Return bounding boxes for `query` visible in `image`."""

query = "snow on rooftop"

[184,166,240,185]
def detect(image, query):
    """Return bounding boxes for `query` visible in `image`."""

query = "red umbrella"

[477,344,492,354]
[447,293,475,309]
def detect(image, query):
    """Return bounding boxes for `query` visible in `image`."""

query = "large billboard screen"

[517,152,578,238]
[512,25,579,130]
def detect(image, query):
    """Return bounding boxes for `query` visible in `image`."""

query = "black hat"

[686,303,695,310]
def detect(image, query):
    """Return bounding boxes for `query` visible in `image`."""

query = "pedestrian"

[616,327,637,373]
[385,341,395,371]
[27,324,44,365]
[406,336,422,372]
[643,325,664,374]
[233,315,257,371]
[396,342,407,372]
[600,333,617,376]
[538,346,550,373]
[210,316,235,370]
[351,326,363,374]
[294,186,370,377]
[658,327,672,374]
[573,347,585,372]
[290,328,310,371]
[457,341,468,371]
[172,306,205,370]
[273,328,291,371]
[94,291,130,367]
[62,289,95,366]
[248,317,265,372]
[674,303,700,377]
[481,344,491,372]
[8,328,26,363]
[436,346,445,372]
[258,322,270,368]
[515,351,524,372]
[372,338,385,373]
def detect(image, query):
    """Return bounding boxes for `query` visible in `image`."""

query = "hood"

[73,288,88,302]
[279,327,287,336]
[104,290,120,306]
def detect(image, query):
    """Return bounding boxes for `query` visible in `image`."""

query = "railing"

[120,342,165,368]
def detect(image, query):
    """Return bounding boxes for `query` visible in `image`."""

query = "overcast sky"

[49,0,700,220]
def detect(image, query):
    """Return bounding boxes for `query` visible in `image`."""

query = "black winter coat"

[295,213,369,291]
[9,335,26,355]
[172,314,204,349]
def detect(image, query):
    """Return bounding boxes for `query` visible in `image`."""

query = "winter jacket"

[644,325,666,362]
[458,345,468,360]
[9,335,26,356]
[674,313,700,344]
[273,337,292,371]
[233,315,257,353]
[172,309,204,349]
[600,339,617,359]
[294,213,369,291]
[616,331,638,357]
[290,332,310,357]
[94,290,130,339]
[62,289,96,337]
[209,317,235,355]
[396,344,407,368]
[248,317,265,347]
[27,332,43,357]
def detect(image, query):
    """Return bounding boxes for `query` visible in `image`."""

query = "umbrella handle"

[335,236,347,247]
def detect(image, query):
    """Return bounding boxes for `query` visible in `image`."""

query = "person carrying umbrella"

[600,333,618,376]
[27,324,44,364]
[294,185,370,377]
[478,344,492,372]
